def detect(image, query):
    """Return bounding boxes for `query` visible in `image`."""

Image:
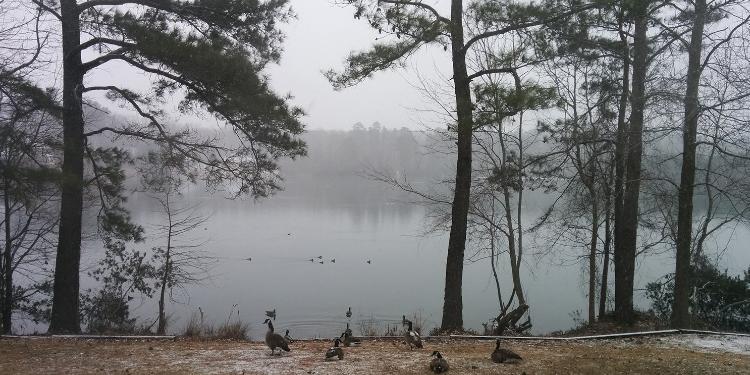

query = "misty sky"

[266,0,453,131]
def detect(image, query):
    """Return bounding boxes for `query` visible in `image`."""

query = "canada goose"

[429,351,449,373]
[331,258,336,263]
[318,261,324,264]
[491,339,522,363]
[340,332,361,348]
[346,307,352,319]
[244,257,252,261]
[284,329,294,343]
[265,309,276,320]
[403,318,423,349]
[263,319,290,355]
[325,338,344,360]
[366,260,371,264]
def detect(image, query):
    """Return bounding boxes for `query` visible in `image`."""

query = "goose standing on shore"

[284,329,295,343]
[325,338,345,360]
[263,319,290,355]
[429,351,449,373]
[491,339,522,363]
[402,316,423,349]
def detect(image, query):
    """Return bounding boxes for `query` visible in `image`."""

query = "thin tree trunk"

[695,125,718,262]
[441,0,472,331]
[588,162,599,324]
[497,122,525,307]
[672,0,707,329]
[489,225,503,310]
[157,195,173,335]
[599,159,614,319]
[616,0,648,324]
[2,176,12,333]
[49,0,85,333]
[515,111,525,306]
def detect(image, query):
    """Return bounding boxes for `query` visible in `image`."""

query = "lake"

[114,184,750,340]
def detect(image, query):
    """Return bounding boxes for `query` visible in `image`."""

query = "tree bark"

[616,0,648,324]
[613,8,631,279]
[672,0,707,329]
[49,0,85,334]
[441,0,472,331]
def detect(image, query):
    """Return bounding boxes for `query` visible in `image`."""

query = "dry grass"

[0,335,747,374]
[215,321,249,340]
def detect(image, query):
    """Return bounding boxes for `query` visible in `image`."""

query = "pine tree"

[29,0,306,333]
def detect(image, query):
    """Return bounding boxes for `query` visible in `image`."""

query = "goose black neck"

[495,341,500,350]
[267,321,274,332]
[408,321,413,331]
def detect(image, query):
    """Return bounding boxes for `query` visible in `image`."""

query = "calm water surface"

[113,188,750,339]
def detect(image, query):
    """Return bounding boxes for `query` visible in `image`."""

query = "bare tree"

[138,147,213,335]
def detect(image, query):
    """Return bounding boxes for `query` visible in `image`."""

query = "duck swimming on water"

[265,309,276,320]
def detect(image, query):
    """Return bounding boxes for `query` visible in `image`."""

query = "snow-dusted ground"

[659,334,750,355]
[3,335,750,374]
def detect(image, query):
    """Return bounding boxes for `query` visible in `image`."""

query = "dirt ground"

[0,335,748,374]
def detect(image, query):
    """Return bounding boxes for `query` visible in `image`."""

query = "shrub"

[646,256,750,332]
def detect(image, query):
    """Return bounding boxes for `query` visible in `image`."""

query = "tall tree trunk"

[515,111,525,306]
[2,177,12,334]
[613,9,631,278]
[672,0,707,329]
[441,0,472,331]
[599,160,614,319]
[616,0,648,324]
[588,162,599,324]
[49,0,85,333]
[497,120,525,307]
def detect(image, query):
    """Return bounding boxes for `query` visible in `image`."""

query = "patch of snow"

[661,334,750,355]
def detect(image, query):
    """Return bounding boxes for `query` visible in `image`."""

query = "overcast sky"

[267,0,453,131]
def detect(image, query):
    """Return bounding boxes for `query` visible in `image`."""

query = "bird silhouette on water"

[346,307,352,319]
[265,309,276,320]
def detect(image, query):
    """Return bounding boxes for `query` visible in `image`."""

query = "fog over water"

[77,127,750,338]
